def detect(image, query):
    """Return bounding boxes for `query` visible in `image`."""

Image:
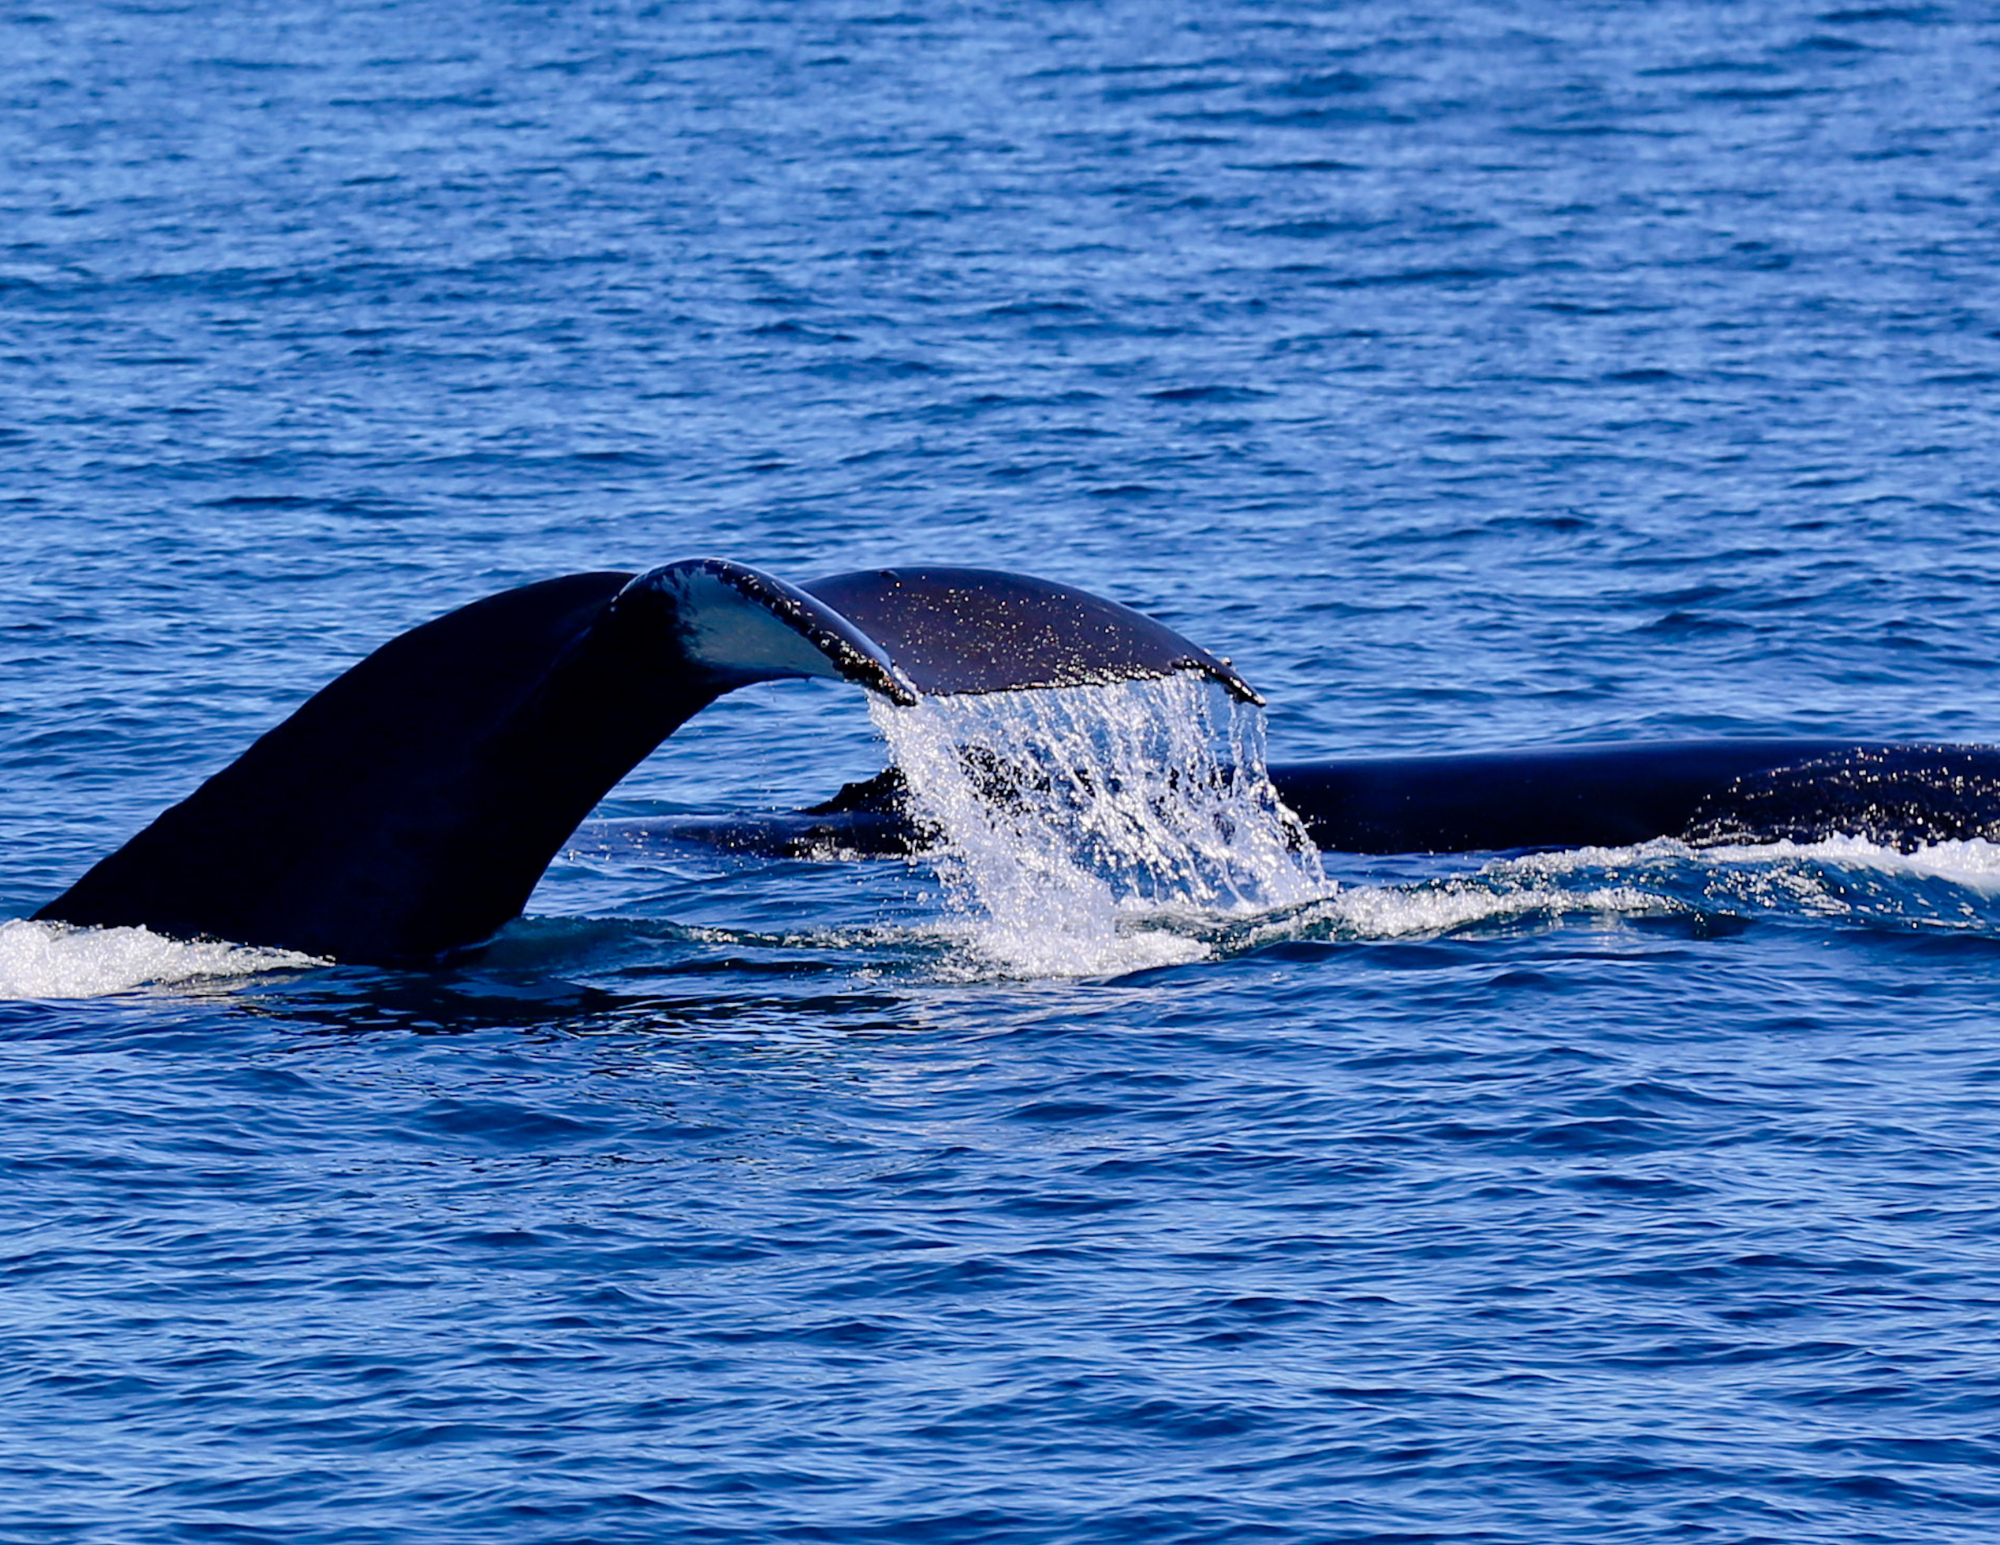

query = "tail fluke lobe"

[803,567,1262,703]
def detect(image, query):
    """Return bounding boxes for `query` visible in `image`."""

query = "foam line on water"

[1276,882,1683,942]
[1250,834,2000,947]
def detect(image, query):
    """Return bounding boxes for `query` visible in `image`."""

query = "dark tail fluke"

[37,559,1242,963]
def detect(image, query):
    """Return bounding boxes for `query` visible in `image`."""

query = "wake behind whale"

[28,556,2000,971]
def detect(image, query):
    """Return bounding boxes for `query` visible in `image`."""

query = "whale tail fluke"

[37,559,1243,962]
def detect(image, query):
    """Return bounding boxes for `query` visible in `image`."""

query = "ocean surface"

[7,1,2000,1540]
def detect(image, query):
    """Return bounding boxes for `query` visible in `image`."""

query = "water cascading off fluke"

[868,674,1328,975]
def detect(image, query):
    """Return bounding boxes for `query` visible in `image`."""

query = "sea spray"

[869,673,1327,973]
[0,919,323,1000]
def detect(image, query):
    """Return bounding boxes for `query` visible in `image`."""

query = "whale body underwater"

[35,558,2000,966]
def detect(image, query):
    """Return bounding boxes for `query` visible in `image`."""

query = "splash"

[0,919,322,1001]
[869,673,1328,975]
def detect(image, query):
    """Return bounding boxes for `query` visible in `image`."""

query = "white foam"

[1263,833,2000,946]
[1502,832,2000,881]
[870,673,1330,977]
[1698,833,2000,887]
[0,919,323,1000]
[1278,881,1678,942]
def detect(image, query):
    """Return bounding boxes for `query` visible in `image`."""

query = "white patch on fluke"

[870,673,1329,976]
[0,919,321,1000]
[653,566,853,684]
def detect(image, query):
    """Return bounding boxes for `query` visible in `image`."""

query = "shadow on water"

[226,937,928,1043]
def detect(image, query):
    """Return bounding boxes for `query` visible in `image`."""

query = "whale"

[36,558,2000,964]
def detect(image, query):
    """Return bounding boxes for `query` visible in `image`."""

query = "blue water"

[8,1,2000,1539]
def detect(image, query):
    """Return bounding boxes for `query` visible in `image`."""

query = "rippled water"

[7,3,2000,1541]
